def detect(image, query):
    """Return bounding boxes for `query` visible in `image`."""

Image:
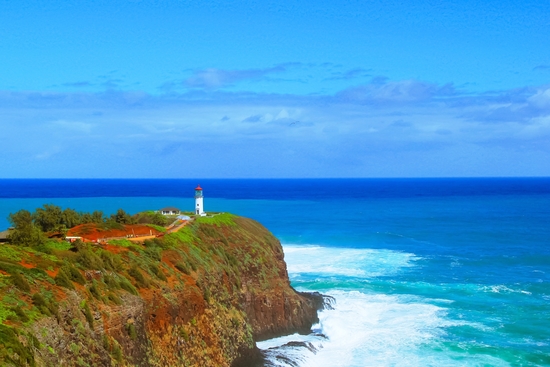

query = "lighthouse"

[194,185,205,216]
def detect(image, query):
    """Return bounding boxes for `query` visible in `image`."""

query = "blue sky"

[1,0,549,178]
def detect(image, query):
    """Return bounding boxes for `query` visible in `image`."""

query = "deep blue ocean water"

[1,178,549,366]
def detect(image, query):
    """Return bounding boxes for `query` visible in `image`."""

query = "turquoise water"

[1,179,549,366]
[254,195,550,367]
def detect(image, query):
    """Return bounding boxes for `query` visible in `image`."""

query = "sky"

[1,0,550,178]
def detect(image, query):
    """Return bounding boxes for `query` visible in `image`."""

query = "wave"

[259,245,514,367]
[259,289,506,367]
[283,245,421,279]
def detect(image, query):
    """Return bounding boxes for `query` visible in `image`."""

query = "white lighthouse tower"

[194,185,205,216]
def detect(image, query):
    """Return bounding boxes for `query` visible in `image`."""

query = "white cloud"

[1,80,550,177]
[51,120,94,133]
[184,64,293,89]
[527,88,550,109]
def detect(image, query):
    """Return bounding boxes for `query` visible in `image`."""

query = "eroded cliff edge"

[0,214,323,367]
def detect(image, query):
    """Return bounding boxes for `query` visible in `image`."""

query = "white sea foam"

[258,245,511,367]
[261,289,471,367]
[283,245,420,279]
[480,285,532,295]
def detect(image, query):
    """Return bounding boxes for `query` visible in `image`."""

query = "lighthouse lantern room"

[194,185,205,216]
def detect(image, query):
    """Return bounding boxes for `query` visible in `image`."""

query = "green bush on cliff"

[61,264,86,285]
[77,247,104,270]
[11,272,31,293]
[174,262,190,275]
[31,293,59,318]
[10,305,30,323]
[110,339,123,362]
[54,268,75,289]
[81,301,94,329]
[126,323,137,340]
[128,265,149,288]
[0,324,36,367]
[99,250,122,271]
[103,274,119,290]
[149,263,167,281]
[88,280,102,300]
[107,292,122,305]
[144,246,162,261]
[118,276,138,295]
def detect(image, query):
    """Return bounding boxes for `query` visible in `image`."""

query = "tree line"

[7,204,169,247]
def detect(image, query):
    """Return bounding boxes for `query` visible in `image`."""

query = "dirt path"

[166,219,192,234]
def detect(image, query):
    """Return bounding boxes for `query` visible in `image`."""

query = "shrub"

[0,324,35,367]
[89,280,102,300]
[77,249,104,270]
[102,334,110,350]
[111,340,123,362]
[64,264,86,285]
[11,272,31,293]
[126,323,137,340]
[103,274,120,290]
[118,276,138,295]
[100,251,122,271]
[81,301,94,329]
[149,264,167,281]
[10,305,30,323]
[128,266,149,288]
[55,268,74,289]
[108,292,122,305]
[31,293,58,317]
[174,262,190,275]
[31,293,49,315]
[144,247,162,261]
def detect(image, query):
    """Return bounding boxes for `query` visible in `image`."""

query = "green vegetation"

[0,324,36,367]
[195,213,236,227]
[0,205,282,367]
[6,205,170,247]
[81,301,94,329]
[11,272,31,292]
[108,239,133,247]
[128,265,149,288]
[127,323,137,340]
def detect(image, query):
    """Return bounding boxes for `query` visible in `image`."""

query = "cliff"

[0,214,323,367]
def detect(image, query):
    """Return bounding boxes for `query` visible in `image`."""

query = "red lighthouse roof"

[195,185,203,191]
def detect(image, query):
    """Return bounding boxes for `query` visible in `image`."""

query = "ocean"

[1,178,549,366]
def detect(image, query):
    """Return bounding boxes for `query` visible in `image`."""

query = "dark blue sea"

[1,178,549,366]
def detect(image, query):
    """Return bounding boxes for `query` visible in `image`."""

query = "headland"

[0,208,325,366]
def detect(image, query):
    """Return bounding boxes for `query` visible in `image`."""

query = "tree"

[62,208,81,228]
[8,210,46,247]
[80,210,105,224]
[33,204,63,232]
[91,211,105,224]
[111,209,132,224]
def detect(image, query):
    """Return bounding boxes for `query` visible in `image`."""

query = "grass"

[195,213,236,227]
[44,240,72,251]
[0,244,23,262]
[108,238,134,247]
[163,225,196,247]
[146,224,167,233]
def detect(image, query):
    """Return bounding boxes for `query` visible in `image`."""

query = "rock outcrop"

[0,214,323,367]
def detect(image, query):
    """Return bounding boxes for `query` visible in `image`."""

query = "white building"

[194,185,205,216]
[159,207,180,216]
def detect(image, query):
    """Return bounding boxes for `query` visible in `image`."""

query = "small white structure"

[194,185,206,216]
[160,207,180,216]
